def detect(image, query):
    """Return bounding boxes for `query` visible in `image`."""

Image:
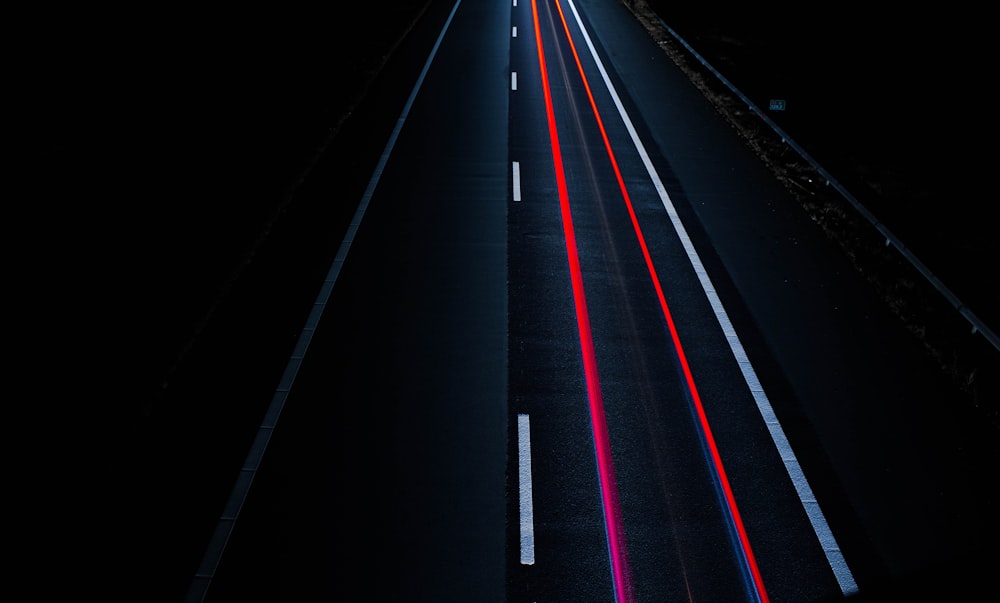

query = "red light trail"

[531,0,635,600]
[532,0,772,600]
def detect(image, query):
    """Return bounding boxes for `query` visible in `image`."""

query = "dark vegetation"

[627,0,999,427]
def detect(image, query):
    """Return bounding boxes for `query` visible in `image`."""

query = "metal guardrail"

[653,16,1000,354]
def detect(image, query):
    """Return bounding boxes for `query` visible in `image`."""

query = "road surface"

[178,1,1000,601]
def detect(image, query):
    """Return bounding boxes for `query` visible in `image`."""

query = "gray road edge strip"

[183,2,465,600]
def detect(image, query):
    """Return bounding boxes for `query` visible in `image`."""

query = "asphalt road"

[189,0,998,601]
[25,1,997,601]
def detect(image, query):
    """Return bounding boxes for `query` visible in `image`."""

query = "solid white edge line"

[183,1,467,601]
[518,413,536,565]
[513,161,522,201]
[564,0,858,595]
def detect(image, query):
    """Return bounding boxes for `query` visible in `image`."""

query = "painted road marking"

[512,71,518,90]
[512,161,522,201]
[518,413,536,565]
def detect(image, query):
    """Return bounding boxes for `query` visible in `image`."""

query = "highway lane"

[509,0,847,600]
[194,0,509,600]
[190,0,1000,601]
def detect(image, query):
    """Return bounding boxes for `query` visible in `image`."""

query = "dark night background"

[659,2,997,325]
[18,0,997,598]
